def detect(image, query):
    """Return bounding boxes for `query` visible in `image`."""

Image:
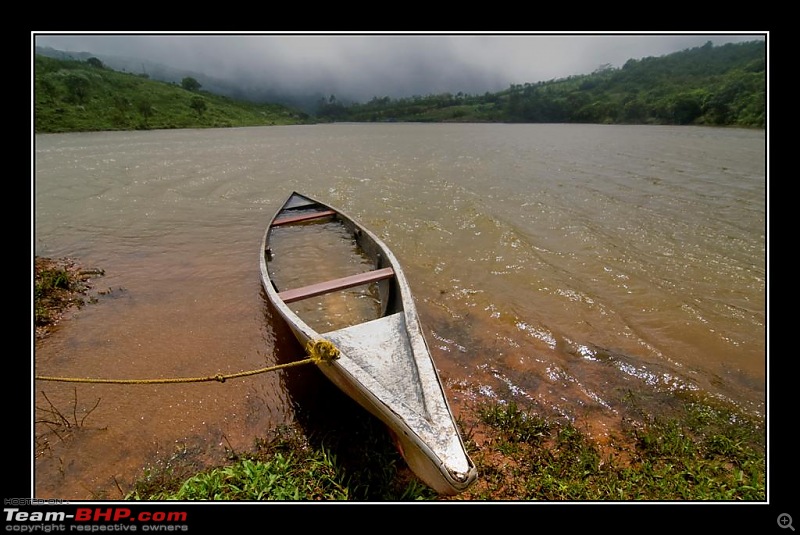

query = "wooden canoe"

[259,191,477,495]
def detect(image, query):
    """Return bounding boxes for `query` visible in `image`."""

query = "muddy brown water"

[32,124,766,499]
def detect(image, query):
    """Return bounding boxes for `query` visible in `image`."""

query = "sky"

[32,32,767,103]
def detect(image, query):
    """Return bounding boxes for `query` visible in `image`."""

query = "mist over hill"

[34,45,330,113]
[33,33,764,115]
[34,38,766,130]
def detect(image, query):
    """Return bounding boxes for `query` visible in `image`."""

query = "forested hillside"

[34,55,311,133]
[34,39,765,133]
[318,40,765,128]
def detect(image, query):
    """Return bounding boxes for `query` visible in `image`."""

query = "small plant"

[35,388,102,458]
[477,401,550,443]
[122,390,764,502]
[154,451,348,501]
[126,421,434,501]
[34,263,78,326]
[34,256,106,338]
[458,394,765,501]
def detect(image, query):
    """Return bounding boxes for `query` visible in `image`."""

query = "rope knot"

[306,339,340,364]
[214,373,226,383]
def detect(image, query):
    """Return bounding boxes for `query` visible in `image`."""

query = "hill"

[319,40,766,128]
[34,39,766,133]
[33,54,311,133]
[34,45,326,114]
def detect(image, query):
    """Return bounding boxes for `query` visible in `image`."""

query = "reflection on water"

[33,124,766,499]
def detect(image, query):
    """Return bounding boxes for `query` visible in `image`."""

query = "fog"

[33,32,766,104]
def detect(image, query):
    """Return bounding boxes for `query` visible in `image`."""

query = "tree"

[64,72,91,104]
[111,95,131,126]
[181,77,202,92]
[670,92,704,125]
[87,57,104,69]
[190,96,207,117]
[136,98,154,126]
[39,75,60,104]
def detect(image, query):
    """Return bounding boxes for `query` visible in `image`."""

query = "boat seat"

[279,267,395,303]
[272,209,337,226]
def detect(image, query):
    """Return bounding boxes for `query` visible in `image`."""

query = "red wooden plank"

[279,267,395,303]
[272,209,336,226]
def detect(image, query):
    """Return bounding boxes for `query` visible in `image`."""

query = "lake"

[32,123,766,499]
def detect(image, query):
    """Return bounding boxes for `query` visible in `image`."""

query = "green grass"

[34,255,764,501]
[125,393,764,502]
[34,258,83,327]
[461,397,764,501]
[126,421,437,501]
[129,444,350,501]
[34,55,310,133]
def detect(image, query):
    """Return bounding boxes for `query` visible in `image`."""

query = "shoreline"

[33,255,765,501]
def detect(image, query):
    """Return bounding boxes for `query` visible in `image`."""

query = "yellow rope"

[305,339,340,364]
[34,339,340,385]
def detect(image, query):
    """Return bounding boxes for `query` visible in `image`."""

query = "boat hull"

[260,192,477,495]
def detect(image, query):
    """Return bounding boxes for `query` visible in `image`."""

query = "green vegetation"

[464,397,764,501]
[125,395,764,501]
[318,40,765,128]
[34,256,94,331]
[128,436,351,501]
[34,257,764,501]
[34,41,767,497]
[35,39,765,134]
[33,55,310,133]
[126,422,436,501]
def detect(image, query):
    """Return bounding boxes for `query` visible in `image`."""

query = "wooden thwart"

[279,267,395,303]
[272,209,337,226]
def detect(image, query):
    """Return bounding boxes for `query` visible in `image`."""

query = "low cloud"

[33,32,765,103]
